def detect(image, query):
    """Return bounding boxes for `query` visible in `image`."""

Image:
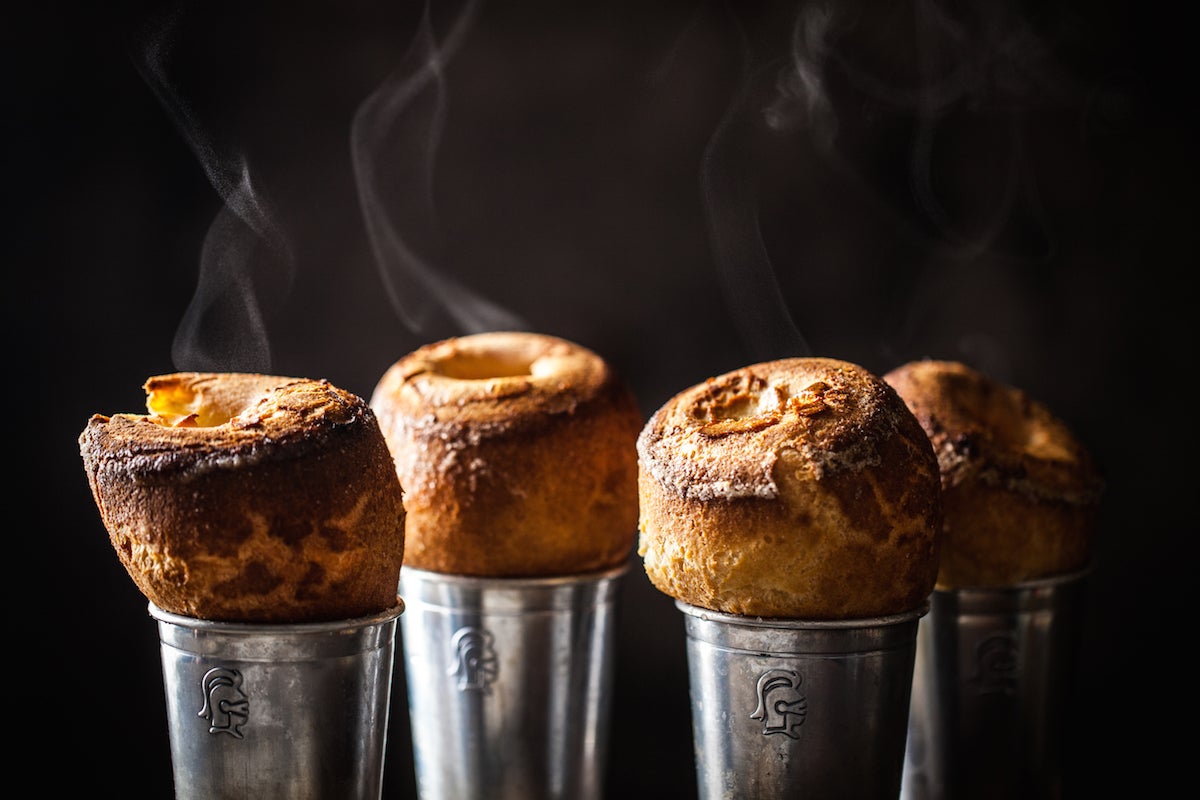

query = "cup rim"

[147,599,405,633]
[399,561,629,589]
[674,599,930,630]
[932,561,1094,596]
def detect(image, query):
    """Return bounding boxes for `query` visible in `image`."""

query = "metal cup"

[397,563,627,800]
[678,600,927,800]
[900,567,1090,800]
[149,602,404,800]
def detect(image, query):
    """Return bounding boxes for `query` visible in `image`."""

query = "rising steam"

[126,0,1102,381]
[132,2,293,373]
[351,0,526,338]
[770,1,1090,260]
[703,0,1103,367]
[701,7,812,364]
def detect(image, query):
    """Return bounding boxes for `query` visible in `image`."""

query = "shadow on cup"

[901,567,1090,800]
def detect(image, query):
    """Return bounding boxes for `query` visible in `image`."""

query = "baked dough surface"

[638,357,943,619]
[884,359,1104,588]
[79,372,407,622]
[371,332,643,577]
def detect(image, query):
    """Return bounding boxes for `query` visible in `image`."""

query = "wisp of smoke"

[701,6,812,364]
[351,0,526,339]
[132,1,293,373]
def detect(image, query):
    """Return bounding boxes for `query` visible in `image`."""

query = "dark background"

[16,0,1191,797]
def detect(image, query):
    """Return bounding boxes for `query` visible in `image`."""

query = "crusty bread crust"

[884,359,1104,588]
[370,332,643,577]
[79,373,407,622]
[637,357,943,619]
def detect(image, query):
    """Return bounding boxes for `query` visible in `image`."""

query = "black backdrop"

[16,1,1191,796]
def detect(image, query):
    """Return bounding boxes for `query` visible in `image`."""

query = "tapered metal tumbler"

[398,563,626,800]
[151,602,404,800]
[900,567,1089,800]
[680,601,928,800]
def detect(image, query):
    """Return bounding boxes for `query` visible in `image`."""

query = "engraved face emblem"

[750,668,808,739]
[198,667,249,738]
[969,633,1019,696]
[449,627,499,693]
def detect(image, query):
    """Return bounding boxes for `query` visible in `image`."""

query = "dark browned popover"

[885,359,1104,588]
[80,372,407,622]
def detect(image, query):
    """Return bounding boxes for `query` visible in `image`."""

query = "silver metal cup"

[397,563,627,800]
[900,567,1090,800]
[678,601,927,800]
[149,602,404,800]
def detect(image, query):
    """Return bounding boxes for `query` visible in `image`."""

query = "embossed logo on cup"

[449,627,499,693]
[198,667,249,738]
[750,668,808,738]
[969,633,1019,696]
